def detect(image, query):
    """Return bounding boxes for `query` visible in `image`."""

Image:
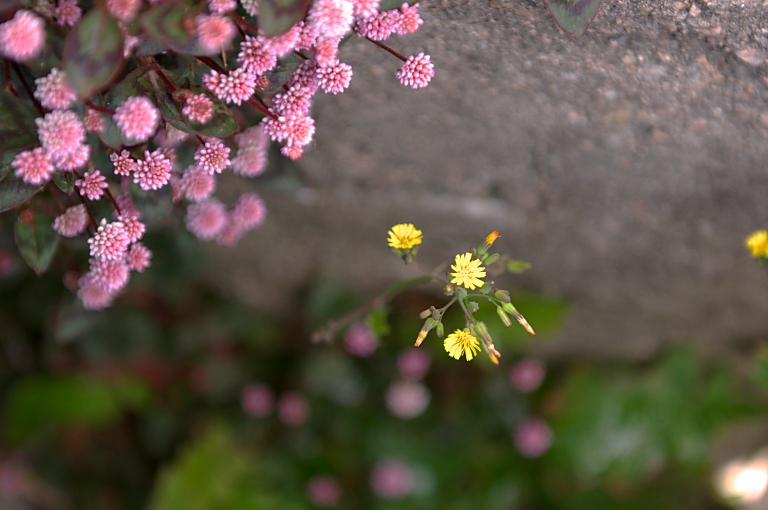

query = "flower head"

[746,230,768,259]
[208,0,237,13]
[450,252,486,290]
[107,0,141,21]
[308,0,354,38]
[53,204,88,237]
[485,230,500,246]
[36,110,86,162]
[117,212,145,242]
[182,93,214,124]
[514,418,553,458]
[113,96,160,143]
[443,329,480,361]
[352,0,380,17]
[77,273,115,310]
[318,60,352,94]
[196,14,236,54]
[34,68,76,110]
[194,139,230,174]
[87,219,130,260]
[134,149,172,190]
[186,199,227,240]
[393,2,423,35]
[75,170,108,200]
[396,52,434,89]
[237,35,278,75]
[231,192,267,229]
[203,68,256,105]
[356,11,395,41]
[12,147,54,185]
[261,22,301,57]
[232,126,269,177]
[110,150,137,176]
[180,165,216,202]
[387,223,422,250]
[306,476,342,508]
[0,10,46,62]
[89,257,130,292]
[84,109,105,133]
[127,243,152,272]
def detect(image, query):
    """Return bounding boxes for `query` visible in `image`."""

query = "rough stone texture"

[209,0,768,361]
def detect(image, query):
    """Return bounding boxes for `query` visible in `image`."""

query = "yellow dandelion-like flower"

[746,230,768,258]
[387,223,423,250]
[450,252,486,290]
[444,329,481,361]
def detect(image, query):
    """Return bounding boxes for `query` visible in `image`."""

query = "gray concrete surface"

[209,0,768,361]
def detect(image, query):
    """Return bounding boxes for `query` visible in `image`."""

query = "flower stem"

[11,62,44,115]
[84,99,116,115]
[363,36,407,62]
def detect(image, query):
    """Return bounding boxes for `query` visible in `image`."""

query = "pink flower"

[313,36,340,68]
[127,243,152,272]
[35,110,86,163]
[203,68,256,105]
[241,383,274,417]
[117,212,145,242]
[208,0,237,13]
[232,126,269,177]
[194,139,230,174]
[110,150,137,176]
[277,391,309,426]
[370,461,414,499]
[309,0,354,38]
[52,204,88,237]
[272,85,312,116]
[180,165,216,202]
[508,359,546,393]
[239,0,258,16]
[77,273,115,310]
[182,93,214,124]
[75,170,108,200]
[0,10,45,62]
[215,219,245,246]
[11,147,54,185]
[106,0,141,22]
[89,257,130,292]
[34,68,76,110]
[263,114,315,147]
[352,0,379,17]
[281,145,302,160]
[514,418,553,458]
[356,11,395,41]
[287,59,320,94]
[393,2,423,35]
[84,109,105,133]
[318,60,352,94]
[88,218,130,260]
[385,380,430,419]
[113,96,160,143]
[55,0,81,26]
[397,348,431,380]
[115,193,141,218]
[237,36,278,75]
[231,192,267,230]
[196,14,236,54]
[186,199,227,240]
[261,22,301,57]
[396,52,434,89]
[306,476,342,507]
[52,143,90,171]
[344,323,377,357]
[295,20,318,50]
[134,149,172,190]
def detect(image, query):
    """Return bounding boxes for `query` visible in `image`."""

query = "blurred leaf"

[130,182,173,223]
[379,0,417,10]
[51,172,75,194]
[258,0,310,37]
[0,168,43,213]
[140,2,190,46]
[304,280,360,326]
[14,208,58,274]
[62,7,125,97]
[366,306,391,337]
[505,259,531,274]
[261,54,302,93]
[3,375,150,444]
[0,90,39,151]
[544,0,602,38]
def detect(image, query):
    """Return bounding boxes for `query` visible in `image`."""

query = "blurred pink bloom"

[216,219,245,247]
[87,219,130,261]
[52,142,89,171]
[396,52,434,89]
[309,0,354,38]
[89,257,130,292]
[117,213,145,243]
[288,59,321,94]
[306,475,342,507]
[514,418,553,458]
[208,0,237,13]
[318,61,352,94]
[34,67,76,109]
[77,273,115,310]
[232,126,269,177]
[261,22,301,56]
[0,250,15,277]
[393,2,423,35]
[295,20,318,50]
[180,165,216,202]
[273,86,312,117]
[55,0,81,26]
[352,0,379,17]
[185,199,227,240]
[127,243,152,272]
[0,10,45,62]
[277,391,309,426]
[314,36,340,67]
[343,323,378,357]
[194,139,230,174]
[196,14,236,53]
[110,150,137,176]
[385,380,430,419]
[241,383,275,417]
[114,96,160,143]
[36,110,86,163]
[508,359,546,393]
[263,114,315,147]
[75,170,108,200]
[231,193,267,230]
[12,147,54,185]
[107,0,140,21]
[397,348,431,380]
[53,205,89,238]
[84,109,105,133]
[182,94,214,124]
[370,460,414,499]
[281,145,302,160]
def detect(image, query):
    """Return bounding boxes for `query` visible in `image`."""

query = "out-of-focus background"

[3,0,768,508]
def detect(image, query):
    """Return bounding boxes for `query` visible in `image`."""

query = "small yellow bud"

[415,329,428,346]
[485,231,500,246]
[517,315,536,335]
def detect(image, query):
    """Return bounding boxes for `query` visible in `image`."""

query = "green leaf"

[139,2,208,55]
[544,0,602,38]
[505,259,531,274]
[0,171,43,213]
[51,172,76,194]
[0,91,40,151]
[130,182,173,223]
[161,90,239,138]
[14,208,58,274]
[261,54,302,93]
[62,7,125,97]
[258,0,311,37]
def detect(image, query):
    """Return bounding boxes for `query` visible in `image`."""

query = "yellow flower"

[746,230,768,258]
[387,223,423,250]
[444,329,481,361]
[450,252,486,290]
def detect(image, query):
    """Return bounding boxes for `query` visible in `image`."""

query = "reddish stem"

[104,188,122,215]
[153,64,178,93]
[84,99,116,115]
[11,62,44,115]
[48,182,66,212]
[364,36,407,62]
[232,14,259,36]
[196,55,227,74]
[77,193,98,230]
[247,98,278,119]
